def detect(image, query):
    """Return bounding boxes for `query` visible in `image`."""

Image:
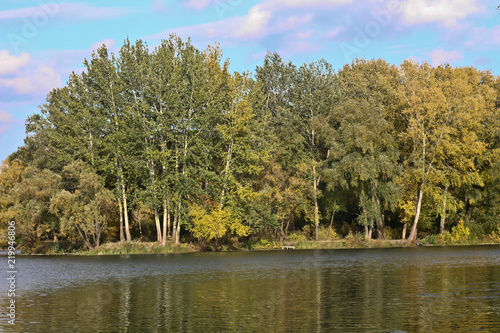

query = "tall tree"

[327,59,400,239]
[398,61,494,242]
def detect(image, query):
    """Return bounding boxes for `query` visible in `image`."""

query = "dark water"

[1,246,500,332]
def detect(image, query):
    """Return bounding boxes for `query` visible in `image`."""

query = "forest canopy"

[1,36,499,252]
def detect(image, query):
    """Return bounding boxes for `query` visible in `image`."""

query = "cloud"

[400,0,482,26]
[278,40,323,57]
[465,25,500,49]
[268,0,353,9]
[0,2,132,21]
[234,4,272,39]
[0,110,17,136]
[152,0,167,12]
[149,0,343,43]
[183,0,217,10]
[428,48,463,66]
[91,38,116,51]
[0,64,61,95]
[0,50,31,75]
[324,27,344,40]
[0,110,14,123]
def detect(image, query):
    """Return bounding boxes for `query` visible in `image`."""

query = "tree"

[327,59,401,239]
[1,164,61,250]
[293,60,338,240]
[398,61,494,242]
[50,161,116,249]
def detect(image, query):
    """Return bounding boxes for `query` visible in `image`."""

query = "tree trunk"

[408,187,424,243]
[118,197,124,242]
[120,170,131,242]
[330,200,336,228]
[220,138,233,210]
[408,135,426,243]
[149,162,162,243]
[173,199,182,245]
[439,185,449,234]
[279,206,284,243]
[402,223,407,240]
[363,205,372,240]
[76,225,93,250]
[121,177,132,242]
[95,218,101,248]
[285,215,292,241]
[374,195,385,240]
[175,211,181,244]
[364,225,373,240]
[172,213,177,245]
[137,207,143,240]
[162,197,169,246]
[313,164,320,241]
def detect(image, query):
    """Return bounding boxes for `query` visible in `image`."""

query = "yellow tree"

[398,61,495,242]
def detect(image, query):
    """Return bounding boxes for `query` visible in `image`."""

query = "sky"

[0,0,499,162]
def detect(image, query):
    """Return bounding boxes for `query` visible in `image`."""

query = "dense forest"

[1,36,500,252]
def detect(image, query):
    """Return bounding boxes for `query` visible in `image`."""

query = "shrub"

[317,226,338,241]
[451,220,471,244]
[421,234,439,245]
[438,231,452,244]
[384,226,399,240]
[344,231,365,248]
[287,231,307,242]
[491,227,500,243]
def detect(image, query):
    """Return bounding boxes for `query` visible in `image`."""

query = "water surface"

[1,246,499,332]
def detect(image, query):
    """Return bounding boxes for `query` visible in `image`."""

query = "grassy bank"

[12,235,498,256]
[6,224,500,255]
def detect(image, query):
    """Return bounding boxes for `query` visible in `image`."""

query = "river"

[1,245,499,332]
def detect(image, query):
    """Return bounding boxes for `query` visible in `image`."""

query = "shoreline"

[3,240,499,256]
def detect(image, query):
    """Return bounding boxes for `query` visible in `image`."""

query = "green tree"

[327,59,401,239]
[50,161,116,249]
[1,164,61,250]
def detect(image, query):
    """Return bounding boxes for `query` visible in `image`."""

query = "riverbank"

[6,236,499,256]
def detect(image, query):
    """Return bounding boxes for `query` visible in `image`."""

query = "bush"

[317,226,338,241]
[421,234,439,245]
[438,231,452,244]
[247,238,281,250]
[451,220,471,244]
[287,231,307,242]
[344,231,365,248]
[491,227,500,243]
[384,226,400,240]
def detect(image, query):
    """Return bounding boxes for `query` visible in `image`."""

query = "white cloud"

[0,64,61,94]
[91,38,116,51]
[428,48,463,66]
[149,0,337,42]
[0,51,31,75]
[400,0,481,26]
[234,4,272,39]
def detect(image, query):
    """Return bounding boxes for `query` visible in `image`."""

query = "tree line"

[1,36,499,251]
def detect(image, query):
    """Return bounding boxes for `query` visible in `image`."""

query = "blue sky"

[1,0,499,162]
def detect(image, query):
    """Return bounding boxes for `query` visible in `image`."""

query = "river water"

[1,246,499,332]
